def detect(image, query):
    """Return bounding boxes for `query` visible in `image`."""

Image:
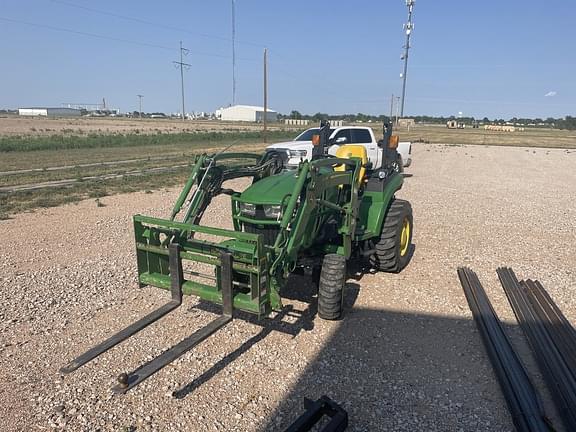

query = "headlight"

[289,149,307,158]
[263,205,282,219]
[239,202,256,216]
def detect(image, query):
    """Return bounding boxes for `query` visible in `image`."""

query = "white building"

[217,105,277,122]
[18,107,81,117]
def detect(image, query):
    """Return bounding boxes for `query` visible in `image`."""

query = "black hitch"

[284,396,348,432]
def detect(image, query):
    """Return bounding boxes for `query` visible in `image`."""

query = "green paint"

[133,147,405,319]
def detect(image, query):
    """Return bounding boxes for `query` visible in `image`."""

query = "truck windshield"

[294,128,335,141]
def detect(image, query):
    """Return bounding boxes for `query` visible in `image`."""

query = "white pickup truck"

[266,126,412,169]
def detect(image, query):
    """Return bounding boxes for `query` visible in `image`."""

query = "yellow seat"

[335,145,368,186]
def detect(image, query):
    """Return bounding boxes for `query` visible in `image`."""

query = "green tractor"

[61,121,413,393]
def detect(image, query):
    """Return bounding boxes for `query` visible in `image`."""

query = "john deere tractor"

[61,121,413,393]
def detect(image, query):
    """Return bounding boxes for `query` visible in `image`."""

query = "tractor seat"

[335,145,368,186]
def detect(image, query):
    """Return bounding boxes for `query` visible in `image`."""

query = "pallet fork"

[60,243,234,393]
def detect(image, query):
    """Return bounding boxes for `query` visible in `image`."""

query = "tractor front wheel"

[318,254,346,320]
[370,199,413,273]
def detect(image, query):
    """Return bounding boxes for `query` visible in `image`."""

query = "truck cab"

[266,125,411,169]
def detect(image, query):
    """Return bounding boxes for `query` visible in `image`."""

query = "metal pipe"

[497,267,576,431]
[458,267,550,432]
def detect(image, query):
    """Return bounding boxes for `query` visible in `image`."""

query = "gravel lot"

[1,143,575,431]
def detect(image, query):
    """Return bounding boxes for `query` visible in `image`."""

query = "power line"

[232,0,237,105]
[173,42,191,121]
[0,16,173,51]
[0,15,257,61]
[47,0,265,48]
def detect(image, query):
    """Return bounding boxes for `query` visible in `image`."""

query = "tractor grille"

[244,223,280,247]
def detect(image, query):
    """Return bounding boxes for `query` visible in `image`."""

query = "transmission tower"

[173,41,191,120]
[137,94,144,119]
[400,0,415,118]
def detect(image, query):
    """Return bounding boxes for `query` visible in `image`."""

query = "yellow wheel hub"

[400,218,411,257]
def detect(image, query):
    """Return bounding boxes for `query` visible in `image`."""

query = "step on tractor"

[61,121,414,393]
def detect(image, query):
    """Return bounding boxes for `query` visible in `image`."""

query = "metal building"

[217,105,277,122]
[18,107,82,117]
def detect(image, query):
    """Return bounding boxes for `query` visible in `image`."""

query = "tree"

[290,110,302,120]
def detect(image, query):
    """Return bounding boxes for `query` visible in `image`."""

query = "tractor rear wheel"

[318,254,346,320]
[370,198,413,273]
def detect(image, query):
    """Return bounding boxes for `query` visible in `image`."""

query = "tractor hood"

[240,170,299,205]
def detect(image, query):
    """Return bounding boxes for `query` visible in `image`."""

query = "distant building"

[397,118,415,128]
[446,120,465,129]
[284,119,310,126]
[18,107,82,117]
[217,105,277,122]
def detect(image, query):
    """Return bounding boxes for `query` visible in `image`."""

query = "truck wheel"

[318,254,346,320]
[370,199,413,273]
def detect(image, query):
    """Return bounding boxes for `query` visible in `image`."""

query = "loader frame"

[61,122,405,393]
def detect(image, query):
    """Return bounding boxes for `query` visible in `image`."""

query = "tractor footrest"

[284,396,348,432]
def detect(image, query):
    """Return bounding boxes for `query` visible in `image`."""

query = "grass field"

[1,117,575,219]
[394,123,576,148]
[0,120,297,217]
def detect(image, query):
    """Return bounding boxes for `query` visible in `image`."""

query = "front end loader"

[62,121,413,393]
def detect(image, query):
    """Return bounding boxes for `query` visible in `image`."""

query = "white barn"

[217,105,277,122]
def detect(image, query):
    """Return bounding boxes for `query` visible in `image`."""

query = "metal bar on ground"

[60,243,184,374]
[497,267,576,431]
[524,279,576,372]
[457,267,550,432]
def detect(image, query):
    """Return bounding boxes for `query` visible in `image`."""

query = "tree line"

[280,111,576,130]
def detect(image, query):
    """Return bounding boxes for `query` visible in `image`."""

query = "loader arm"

[269,157,363,279]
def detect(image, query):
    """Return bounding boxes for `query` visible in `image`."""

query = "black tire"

[370,198,413,273]
[318,254,346,320]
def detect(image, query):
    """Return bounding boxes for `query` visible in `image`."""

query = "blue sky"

[1,0,574,119]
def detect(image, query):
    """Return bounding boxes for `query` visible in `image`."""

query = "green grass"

[0,130,293,152]
[0,166,192,217]
[0,129,292,217]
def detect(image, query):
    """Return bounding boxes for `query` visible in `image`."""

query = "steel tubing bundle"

[457,267,550,432]
[498,267,576,431]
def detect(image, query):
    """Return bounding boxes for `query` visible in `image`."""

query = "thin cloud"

[544,91,557,97]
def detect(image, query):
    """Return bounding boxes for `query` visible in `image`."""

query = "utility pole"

[173,41,190,121]
[263,48,268,143]
[137,94,143,119]
[400,0,415,118]
[231,0,236,105]
[389,94,395,121]
[395,96,400,126]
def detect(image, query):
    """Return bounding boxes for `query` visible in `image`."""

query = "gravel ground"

[1,143,575,431]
